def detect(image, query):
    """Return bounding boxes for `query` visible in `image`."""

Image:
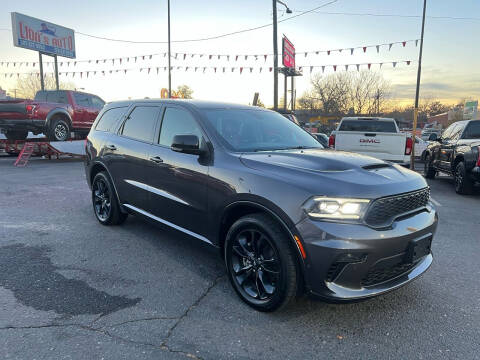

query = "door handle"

[149,156,164,163]
[105,144,117,151]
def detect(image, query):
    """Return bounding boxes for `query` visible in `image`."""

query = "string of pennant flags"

[0,39,419,68]
[0,60,415,78]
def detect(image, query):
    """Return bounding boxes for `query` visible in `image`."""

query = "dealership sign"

[282,36,295,69]
[463,100,478,120]
[11,12,76,58]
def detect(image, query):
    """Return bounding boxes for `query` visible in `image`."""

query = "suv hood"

[240,149,427,198]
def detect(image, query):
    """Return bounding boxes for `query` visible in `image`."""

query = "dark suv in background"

[424,120,480,194]
[85,100,437,311]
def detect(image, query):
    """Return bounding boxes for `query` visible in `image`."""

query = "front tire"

[424,154,436,179]
[92,172,128,225]
[224,214,298,312]
[5,130,28,141]
[48,118,71,141]
[454,162,473,195]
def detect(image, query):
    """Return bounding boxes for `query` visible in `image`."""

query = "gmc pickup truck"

[329,117,412,166]
[424,120,480,194]
[0,90,105,141]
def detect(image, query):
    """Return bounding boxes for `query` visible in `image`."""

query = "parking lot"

[0,156,479,360]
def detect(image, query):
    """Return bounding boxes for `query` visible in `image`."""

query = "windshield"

[203,109,322,152]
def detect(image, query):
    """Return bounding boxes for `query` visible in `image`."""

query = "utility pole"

[272,0,278,110]
[411,0,427,170]
[167,0,172,98]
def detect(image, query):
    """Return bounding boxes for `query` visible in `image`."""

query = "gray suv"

[85,100,438,312]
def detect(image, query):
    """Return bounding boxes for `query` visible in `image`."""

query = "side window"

[463,122,480,139]
[90,95,105,109]
[95,107,127,132]
[46,92,61,103]
[158,107,203,147]
[120,106,159,142]
[56,91,69,104]
[74,93,91,107]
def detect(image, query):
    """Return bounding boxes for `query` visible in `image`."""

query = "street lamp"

[272,0,292,110]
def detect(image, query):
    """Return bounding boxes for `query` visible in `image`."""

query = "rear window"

[463,121,480,139]
[95,107,127,132]
[339,119,397,133]
[34,91,68,104]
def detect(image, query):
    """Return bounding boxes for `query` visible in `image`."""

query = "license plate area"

[405,235,432,263]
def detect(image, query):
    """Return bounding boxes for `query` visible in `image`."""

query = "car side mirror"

[171,134,203,155]
[428,133,438,141]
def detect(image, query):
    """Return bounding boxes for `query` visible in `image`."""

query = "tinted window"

[95,107,127,132]
[34,91,47,102]
[44,91,68,104]
[339,120,397,132]
[74,92,91,107]
[90,95,105,109]
[463,121,480,139]
[203,109,321,152]
[121,106,159,142]
[159,108,203,146]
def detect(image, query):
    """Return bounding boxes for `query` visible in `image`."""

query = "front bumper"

[297,207,438,301]
[0,119,45,132]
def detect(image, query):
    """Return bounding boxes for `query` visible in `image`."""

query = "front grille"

[326,262,347,282]
[365,187,430,228]
[361,262,415,287]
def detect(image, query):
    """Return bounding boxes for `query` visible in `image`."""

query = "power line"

[73,0,339,44]
[287,10,480,21]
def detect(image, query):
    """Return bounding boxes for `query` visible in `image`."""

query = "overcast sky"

[1,0,479,106]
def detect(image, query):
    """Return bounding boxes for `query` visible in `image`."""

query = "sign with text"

[11,12,76,58]
[463,100,478,120]
[282,36,295,69]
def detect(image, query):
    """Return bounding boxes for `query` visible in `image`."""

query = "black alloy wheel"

[93,176,111,222]
[454,162,473,195]
[91,172,128,225]
[225,214,298,312]
[230,229,280,301]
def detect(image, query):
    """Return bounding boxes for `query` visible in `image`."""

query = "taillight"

[25,104,36,115]
[328,134,336,148]
[405,137,413,155]
[477,146,480,166]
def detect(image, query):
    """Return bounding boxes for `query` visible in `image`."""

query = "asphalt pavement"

[0,156,478,360]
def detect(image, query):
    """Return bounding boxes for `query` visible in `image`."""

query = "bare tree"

[302,71,390,115]
[15,73,75,99]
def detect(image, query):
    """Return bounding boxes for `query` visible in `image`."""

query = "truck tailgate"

[0,101,27,120]
[335,131,407,156]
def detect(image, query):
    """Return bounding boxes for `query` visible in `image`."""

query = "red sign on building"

[282,36,295,68]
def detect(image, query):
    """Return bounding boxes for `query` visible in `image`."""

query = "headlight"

[303,197,371,221]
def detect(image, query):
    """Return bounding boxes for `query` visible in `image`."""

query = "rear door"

[145,105,210,238]
[335,119,406,160]
[72,92,91,128]
[106,104,161,211]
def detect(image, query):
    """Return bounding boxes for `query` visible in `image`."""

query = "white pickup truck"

[329,117,413,166]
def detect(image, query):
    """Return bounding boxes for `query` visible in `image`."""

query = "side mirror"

[428,133,438,141]
[171,134,203,155]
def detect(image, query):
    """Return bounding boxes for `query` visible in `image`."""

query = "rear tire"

[92,171,128,225]
[454,162,473,195]
[424,154,436,179]
[48,118,71,141]
[5,130,28,141]
[224,213,298,312]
